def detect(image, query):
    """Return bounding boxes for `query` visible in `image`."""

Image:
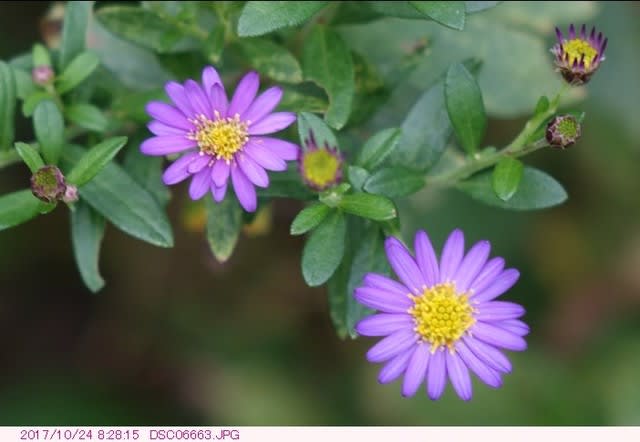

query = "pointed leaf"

[297,111,338,149]
[15,142,44,173]
[56,51,100,94]
[0,189,47,231]
[33,100,64,164]
[410,1,466,30]
[364,166,425,199]
[0,61,17,150]
[238,1,327,37]
[71,201,106,293]
[59,1,92,70]
[356,127,401,171]
[302,209,346,286]
[66,136,128,186]
[339,192,397,221]
[492,157,524,201]
[206,195,243,263]
[290,202,330,235]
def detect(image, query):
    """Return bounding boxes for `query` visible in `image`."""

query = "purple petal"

[385,237,425,294]
[241,86,283,124]
[569,24,576,39]
[471,269,520,303]
[454,240,490,293]
[252,136,299,161]
[414,230,439,287]
[463,336,512,373]
[231,164,257,212]
[355,313,414,337]
[354,287,413,313]
[469,257,505,295]
[187,154,211,173]
[146,102,193,131]
[165,81,193,116]
[402,344,430,397]
[446,351,472,401]
[211,181,228,203]
[140,136,197,156]
[211,159,231,187]
[244,140,287,171]
[228,71,259,117]
[495,319,530,337]
[248,112,297,135]
[366,329,417,363]
[426,349,446,400]
[362,273,411,297]
[185,80,212,119]
[378,350,412,384]
[471,322,527,351]
[455,340,502,388]
[148,121,185,136]
[439,229,465,283]
[555,27,564,43]
[162,152,200,185]
[189,168,211,200]
[475,301,525,321]
[209,84,228,117]
[237,152,269,188]
[202,66,222,101]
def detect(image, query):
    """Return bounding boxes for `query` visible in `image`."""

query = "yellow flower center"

[409,283,475,351]
[190,112,248,161]
[563,38,597,69]
[302,149,341,188]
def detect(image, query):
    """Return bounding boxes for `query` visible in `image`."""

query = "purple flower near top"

[141,66,299,212]
[354,229,528,401]
[551,24,608,85]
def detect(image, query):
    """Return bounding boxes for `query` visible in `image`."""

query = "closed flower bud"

[32,65,54,85]
[298,130,344,192]
[546,115,582,149]
[30,165,67,203]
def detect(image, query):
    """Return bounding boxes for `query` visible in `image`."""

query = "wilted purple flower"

[551,24,608,85]
[354,229,528,401]
[298,130,343,191]
[141,67,299,212]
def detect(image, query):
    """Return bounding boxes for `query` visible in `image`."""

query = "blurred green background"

[1,1,640,425]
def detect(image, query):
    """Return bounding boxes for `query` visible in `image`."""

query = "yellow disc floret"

[301,149,341,189]
[563,38,597,69]
[409,283,475,351]
[190,112,249,161]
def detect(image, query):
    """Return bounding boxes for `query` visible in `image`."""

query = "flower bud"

[62,184,79,203]
[546,115,582,149]
[32,65,55,85]
[30,165,67,203]
[298,130,344,191]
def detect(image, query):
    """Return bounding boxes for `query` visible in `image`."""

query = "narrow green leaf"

[534,95,550,116]
[12,68,35,100]
[303,26,355,129]
[65,103,109,132]
[56,51,100,94]
[32,44,52,67]
[33,100,64,164]
[410,1,466,30]
[123,146,171,207]
[15,142,44,173]
[339,192,397,221]
[63,146,173,247]
[290,203,331,235]
[297,111,338,148]
[347,166,370,191]
[238,1,327,37]
[445,62,487,155]
[0,189,46,231]
[66,136,128,186]
[492,157,524,201]
[364,166,425,199]
[206,194,243,263]
[236,38,303,84]
[302,210,346,287]
[0,61,17,150]
[71,201,106,293]
[458,166,567,210]
[21,91,51,118]
[59,1,92,70]
[356,127,401,171]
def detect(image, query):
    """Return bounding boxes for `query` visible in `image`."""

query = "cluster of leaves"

[0,1,587,338]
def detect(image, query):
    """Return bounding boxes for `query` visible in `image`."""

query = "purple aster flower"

[141,67,299,212]
[298,130,343,191]
[551,24,608,85]
[354,229,528,401]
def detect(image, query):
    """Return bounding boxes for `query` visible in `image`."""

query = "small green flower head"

[298,130,344,192]
[546,115,582,149]
[551,24,608,85]
[30,165,67,203]
[32,65,54,85]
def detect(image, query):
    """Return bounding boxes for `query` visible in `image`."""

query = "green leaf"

[66,137,128,186]
[15,142,44,173]
[0,189,47,231]
[238,1,327,37]
[347,166,370,191]
[410,1,466,30]
[364,166,425,199]
[302,209,346,287]
[458,166,567,210]
[32,44,52,67]
[21,91,51,118]
[297,111,338,148]
[12,68,35,100]
[70,201,106,293]
[290,203,331,235]
[56,51,100,94]
[339,192,397,221]
[111,88,167,123]
[235,38,303,84]
[492,157,524,201]
[302,25,355,129]
[123,146,171,207]
[445,62,486,155]
[206,194,243,263]
[534,95,550,116]
[279,83,329,114]
[33,100,64,165]
[356,127,401,171]
[65,103,109,132]
[0,61,17,150]
[63,146,173,247]
[465,1,502,13]
[59,1,92,70]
